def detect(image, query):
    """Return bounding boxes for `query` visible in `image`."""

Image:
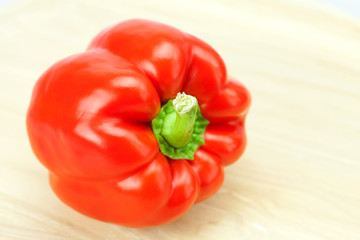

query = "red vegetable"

[26,19,251,227]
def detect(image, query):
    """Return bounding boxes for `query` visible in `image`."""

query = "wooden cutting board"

[1,0,359,239]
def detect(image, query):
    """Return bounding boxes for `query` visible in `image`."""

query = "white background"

[0,0,360,20]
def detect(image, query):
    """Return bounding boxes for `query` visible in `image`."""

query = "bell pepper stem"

[161,93,197,148]
[152,92,208,160]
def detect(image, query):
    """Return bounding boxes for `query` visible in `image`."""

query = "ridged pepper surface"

[26,19,251,227]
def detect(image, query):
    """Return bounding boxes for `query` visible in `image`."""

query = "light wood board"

[0,0,360,239]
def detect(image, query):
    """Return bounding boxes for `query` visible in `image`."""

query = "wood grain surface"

[1,0,360,239]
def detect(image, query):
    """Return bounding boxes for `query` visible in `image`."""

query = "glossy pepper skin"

[26,19,251,227]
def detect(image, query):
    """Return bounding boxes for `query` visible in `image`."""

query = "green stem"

[151,92,209,160]
[161,93,197,148]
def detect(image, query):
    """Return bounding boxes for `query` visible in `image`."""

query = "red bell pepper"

[26,19,251,227]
